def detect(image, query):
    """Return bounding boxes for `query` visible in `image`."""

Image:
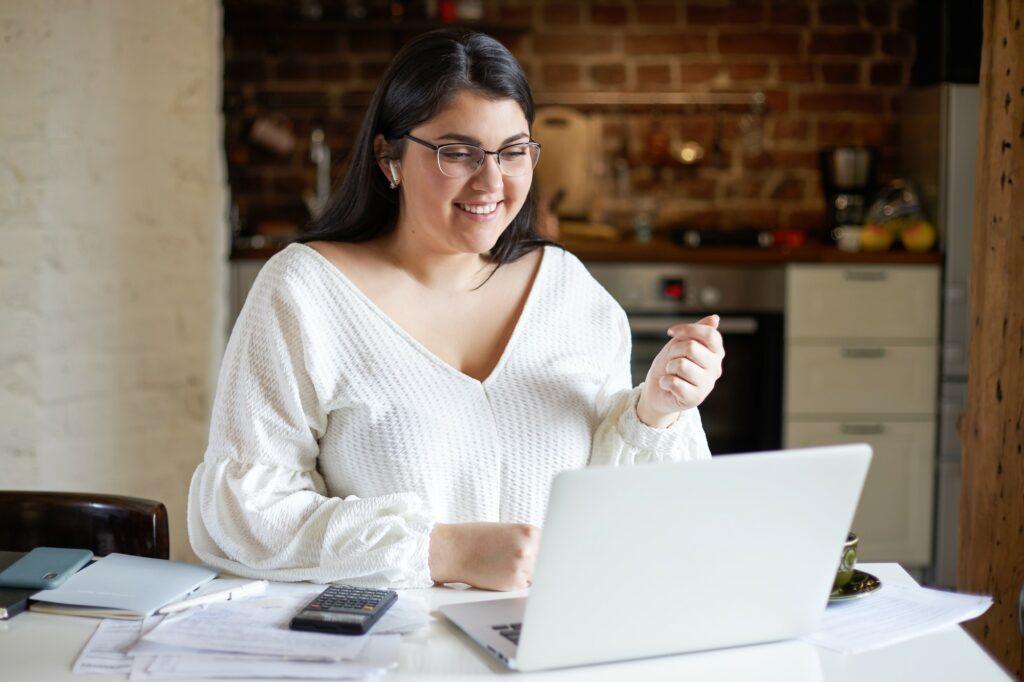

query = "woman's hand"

[636,315,725,429]
[429,522,541,591]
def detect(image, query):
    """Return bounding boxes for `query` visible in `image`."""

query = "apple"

[900,220,937,252]
[860,224,894,251]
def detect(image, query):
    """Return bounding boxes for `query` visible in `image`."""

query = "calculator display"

[302,611,364,623]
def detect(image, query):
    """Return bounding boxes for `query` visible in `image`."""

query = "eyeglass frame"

[401,133,541,178]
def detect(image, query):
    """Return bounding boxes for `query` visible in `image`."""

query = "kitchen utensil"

[644,114,669,166]
[532,106,597,219]
[669,227,774,248]
[739,103,764,156]
[710,113,725,167]
[250,113,296,157]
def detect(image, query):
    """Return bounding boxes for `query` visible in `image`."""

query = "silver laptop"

[439,444,871,672]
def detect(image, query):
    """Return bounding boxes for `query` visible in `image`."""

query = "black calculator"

[289,584,398,635]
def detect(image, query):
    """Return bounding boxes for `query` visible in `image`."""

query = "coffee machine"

[819,146,878,234]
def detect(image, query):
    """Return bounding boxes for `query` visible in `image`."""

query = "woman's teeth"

[456,202,498,214]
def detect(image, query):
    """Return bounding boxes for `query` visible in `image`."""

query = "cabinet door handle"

[843,270,888,282]
[629,316,759,336]
[840,424,886,435]
[841,347,887,359]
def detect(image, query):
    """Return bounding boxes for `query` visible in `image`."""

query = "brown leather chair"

[0,491,169,559]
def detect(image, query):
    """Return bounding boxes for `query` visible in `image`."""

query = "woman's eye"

[440,147,477,161]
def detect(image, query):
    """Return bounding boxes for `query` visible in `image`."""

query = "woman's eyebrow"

[435,132,530,146]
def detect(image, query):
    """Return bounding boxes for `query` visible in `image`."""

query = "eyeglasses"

[403,133,541,178]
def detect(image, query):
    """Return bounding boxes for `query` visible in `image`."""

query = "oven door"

[628,313,783,455]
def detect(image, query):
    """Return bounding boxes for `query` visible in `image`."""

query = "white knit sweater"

[188,243,711,588]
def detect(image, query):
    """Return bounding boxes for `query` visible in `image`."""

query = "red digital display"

[661,279,686,301]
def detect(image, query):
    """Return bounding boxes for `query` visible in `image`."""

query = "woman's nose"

[471,153,504,191]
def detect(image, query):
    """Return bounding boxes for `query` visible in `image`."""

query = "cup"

[832,225,862,252]
[833,532,859,592]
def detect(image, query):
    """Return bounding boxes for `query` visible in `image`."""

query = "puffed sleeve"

[588,308,712,466]
[187,259,434,588]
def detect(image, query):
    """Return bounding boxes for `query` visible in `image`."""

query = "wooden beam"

[958,0,1024,676]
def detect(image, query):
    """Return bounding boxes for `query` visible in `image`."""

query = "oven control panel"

[587,264,784,314]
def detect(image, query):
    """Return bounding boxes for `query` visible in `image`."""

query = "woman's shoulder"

[539,243,586,278]
[258,241,326,281]
[538,245,626,315]
[541,245,611,293]
[245,241,363,311]
[260,241,378,287]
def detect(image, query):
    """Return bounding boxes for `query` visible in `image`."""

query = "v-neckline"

[292,242,550,386]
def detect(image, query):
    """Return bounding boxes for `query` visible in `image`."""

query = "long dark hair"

[297,28,549,264]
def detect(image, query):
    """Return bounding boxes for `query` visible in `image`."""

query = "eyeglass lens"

[437,143,540,178]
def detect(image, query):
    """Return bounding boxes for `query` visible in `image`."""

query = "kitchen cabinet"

[784,264,941,567]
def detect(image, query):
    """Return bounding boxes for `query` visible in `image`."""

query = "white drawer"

[786,344,938,415]
[786,265,940,340]
[784,420,935,565]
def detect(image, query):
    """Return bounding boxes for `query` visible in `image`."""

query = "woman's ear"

[373,134,399,188]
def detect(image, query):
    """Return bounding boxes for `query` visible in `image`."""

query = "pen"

[158,580,268,615]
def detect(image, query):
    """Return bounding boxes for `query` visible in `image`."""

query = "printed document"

[802,582,992,653]
[73,579,424,678]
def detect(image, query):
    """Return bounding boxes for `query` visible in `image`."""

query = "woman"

[188,28,724,591]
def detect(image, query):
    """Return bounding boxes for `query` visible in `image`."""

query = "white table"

[0,564,1011,681]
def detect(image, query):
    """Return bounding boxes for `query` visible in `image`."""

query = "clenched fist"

[429,522,541,591]
[636,314,725,429]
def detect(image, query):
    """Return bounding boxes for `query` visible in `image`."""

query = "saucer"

[829,569,881,602]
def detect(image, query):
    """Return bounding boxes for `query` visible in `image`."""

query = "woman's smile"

[455,200,503,220]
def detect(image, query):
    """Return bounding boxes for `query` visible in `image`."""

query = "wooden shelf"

[231,235,944,266]
[533,91,766,110]
[285,19,529,34]
[561,235,943,265]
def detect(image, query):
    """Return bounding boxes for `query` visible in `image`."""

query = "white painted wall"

[0,0,227,561]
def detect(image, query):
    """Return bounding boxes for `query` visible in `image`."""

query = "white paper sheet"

[128,635,399,680]
[373,592,431,635]
[139,580,425,660]
[802,583,992,653]
[73,616,163,674]
[142,600,369,660]
[77,579,422,677]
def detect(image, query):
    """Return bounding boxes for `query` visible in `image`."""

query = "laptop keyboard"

[492,622,522,645]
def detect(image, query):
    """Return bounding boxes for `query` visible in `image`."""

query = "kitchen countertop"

[559,235,944,264]
[231,235,943,265]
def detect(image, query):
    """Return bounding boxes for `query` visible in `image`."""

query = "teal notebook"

[30,553,217,619]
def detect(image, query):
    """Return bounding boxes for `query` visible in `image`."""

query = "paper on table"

[137,580,424,661]
[128,635,400,680]
[142,600,369,660]
[73,616,163,674]
[801,583,992,653]
[375,591,430,634]
[140,578,427,636]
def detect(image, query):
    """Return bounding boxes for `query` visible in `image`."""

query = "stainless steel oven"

[587,263,785,455]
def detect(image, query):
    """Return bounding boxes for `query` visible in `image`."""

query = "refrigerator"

[900,84,979,588]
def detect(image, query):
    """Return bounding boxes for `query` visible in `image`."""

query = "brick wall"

[225,0,916,236]
[0,0,227,561]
